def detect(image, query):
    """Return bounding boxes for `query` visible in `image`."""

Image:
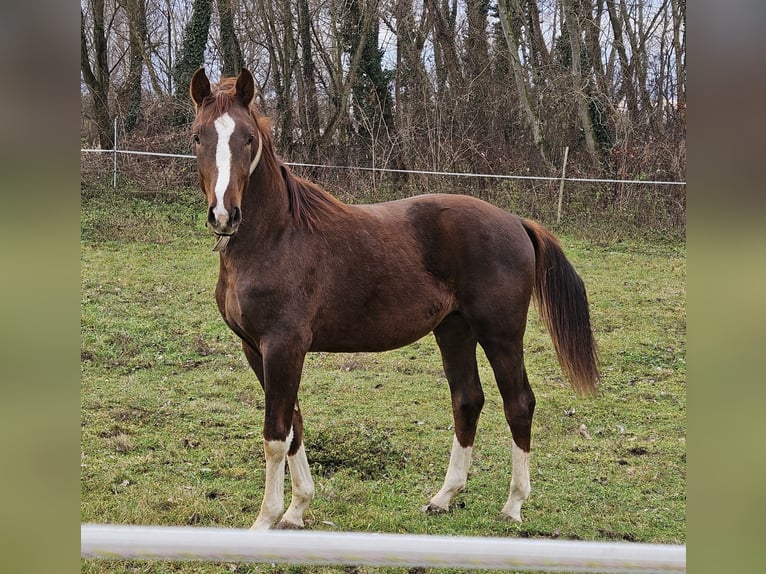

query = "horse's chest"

[215,276,244,331]
[215,270,300,340]
[216,283,238,321]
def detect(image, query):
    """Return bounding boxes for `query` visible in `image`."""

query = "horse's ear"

[235,68,255,107]
[190,68,211,109]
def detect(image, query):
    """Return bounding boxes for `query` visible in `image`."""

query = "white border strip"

[81,148,686,186]
[81,524,685,572]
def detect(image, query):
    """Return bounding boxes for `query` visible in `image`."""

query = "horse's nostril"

[207,206,217,226]
[231,206,241,225]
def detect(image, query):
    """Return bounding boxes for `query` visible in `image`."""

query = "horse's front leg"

[252,426,292,530]
[250,341,312,530]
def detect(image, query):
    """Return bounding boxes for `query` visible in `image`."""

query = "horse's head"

[190,68,262,237]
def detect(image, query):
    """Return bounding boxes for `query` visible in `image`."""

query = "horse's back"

[360,193,535,286]
[368,193,529,239]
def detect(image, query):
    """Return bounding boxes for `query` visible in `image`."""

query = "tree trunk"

[463,0,491,170]
[343,0,393,163]
[424,0,464,93]
[119,0,148,133]
[218,0,244,77]
[172,0,213,106]
[80,1,112,149]
[525,0,551,76]
[317,0,376,150]
[393,0,430,172]
[255,0,296,152]
[670,0,685,129]
[497,0,550,167]
[606,0,637,121]
[296,0,321,162]
[564,0,598,163]
[582,0,617,154]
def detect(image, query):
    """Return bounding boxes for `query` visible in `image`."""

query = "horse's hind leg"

[480,335,536,522]
[423,313,484,514]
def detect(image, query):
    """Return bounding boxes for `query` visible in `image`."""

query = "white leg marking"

[281,443,315,528]
[251,427,293,530]
[501,441,531,522]
[424,435,472,512]
[213,113,235,227]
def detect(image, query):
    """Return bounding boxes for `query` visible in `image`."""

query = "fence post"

[113,117,118,190]
[556,146,569,225]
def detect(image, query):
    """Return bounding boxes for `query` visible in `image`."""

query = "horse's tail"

[522,219,599,396]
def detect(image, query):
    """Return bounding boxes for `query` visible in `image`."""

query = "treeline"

[81,0,685,185]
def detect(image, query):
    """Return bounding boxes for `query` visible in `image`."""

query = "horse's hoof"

[274,519,304,530]
[421,502,448,514]
[497,511,522,523]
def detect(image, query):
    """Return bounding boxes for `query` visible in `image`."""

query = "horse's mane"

[195,77,347,231]
[280,164,347,232]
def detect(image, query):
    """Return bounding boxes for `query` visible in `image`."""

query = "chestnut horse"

[189,68,598,530]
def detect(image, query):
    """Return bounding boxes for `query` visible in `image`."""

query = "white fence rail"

[81,524,685,573]
[80,147,687,187]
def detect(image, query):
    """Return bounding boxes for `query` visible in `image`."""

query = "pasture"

[81,187,685,573]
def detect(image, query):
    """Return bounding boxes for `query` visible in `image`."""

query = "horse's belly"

[310,291,455,353]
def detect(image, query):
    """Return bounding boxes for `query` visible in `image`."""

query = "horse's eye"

[246,134,254,145]
[193,133,200,145]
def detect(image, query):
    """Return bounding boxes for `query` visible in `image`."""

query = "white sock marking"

[282,443,315,527]
[252,427,293,530]
[213,113,235,226]
[502,441,531,521]
[428,435,472,511]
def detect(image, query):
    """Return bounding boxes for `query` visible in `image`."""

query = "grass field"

[81,188,685,573]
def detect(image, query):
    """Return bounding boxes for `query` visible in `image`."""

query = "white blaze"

[213,113,236,226]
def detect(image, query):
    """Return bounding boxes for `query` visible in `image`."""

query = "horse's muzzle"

[208,205,241,235]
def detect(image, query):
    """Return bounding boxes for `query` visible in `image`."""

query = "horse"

[189,68,599,530]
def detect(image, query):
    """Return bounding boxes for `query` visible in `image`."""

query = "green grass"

[81,187,685,573]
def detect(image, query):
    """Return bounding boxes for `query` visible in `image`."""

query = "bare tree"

[81,0,113,148]
[315,0,377,154]
[390,0,430,172]
[118,0,148,133]
[296,0,321,162]
[424,0,464,94]
[670,0,686,130]
[80,0,685,184]
[497,0,551,167]
[563,0,599,163]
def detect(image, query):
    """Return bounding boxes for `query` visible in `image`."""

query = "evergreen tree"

[172,0,213,122]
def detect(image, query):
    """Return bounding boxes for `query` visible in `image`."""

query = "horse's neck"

[242,162,291,237]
